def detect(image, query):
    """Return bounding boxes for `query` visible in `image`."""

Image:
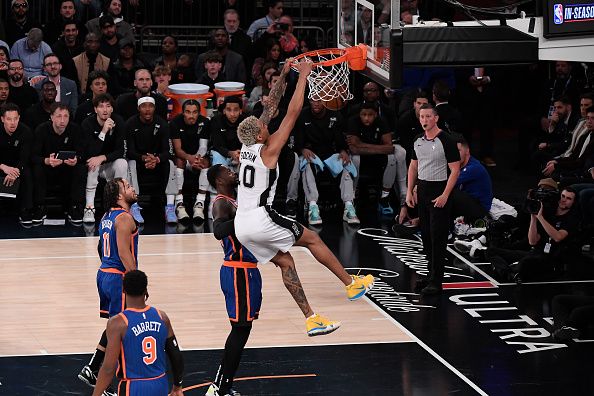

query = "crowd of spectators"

[0,0,594,250]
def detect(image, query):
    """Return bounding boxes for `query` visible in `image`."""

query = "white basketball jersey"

[237,143,278,212]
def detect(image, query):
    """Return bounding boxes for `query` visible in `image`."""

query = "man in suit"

[195,29,247,84]
[224,9,252,70]
[33,53,78,114]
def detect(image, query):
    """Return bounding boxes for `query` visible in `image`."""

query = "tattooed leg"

[272,251,314,318]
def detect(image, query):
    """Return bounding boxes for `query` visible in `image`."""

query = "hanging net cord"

[295,51,353,102]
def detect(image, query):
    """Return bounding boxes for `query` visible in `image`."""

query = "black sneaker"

[286,199,297,219]
[68,205,83,224]
[19,208,33,225]
[32,206,47,224]
[78,365,97,387]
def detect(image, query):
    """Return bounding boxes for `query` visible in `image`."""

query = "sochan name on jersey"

[241,151,257,162]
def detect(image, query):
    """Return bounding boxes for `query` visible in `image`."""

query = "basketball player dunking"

[92,270,184,396]
[234,59,375,335]
[79,178,139,395]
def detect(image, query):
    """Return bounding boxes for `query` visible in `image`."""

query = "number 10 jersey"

[237,143,279,212]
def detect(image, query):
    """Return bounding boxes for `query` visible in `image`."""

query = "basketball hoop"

[291,44,367,103]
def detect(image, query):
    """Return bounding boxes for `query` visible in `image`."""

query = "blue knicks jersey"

[117,306,168,380]
[99,209,139,272]
[214,195,257,263]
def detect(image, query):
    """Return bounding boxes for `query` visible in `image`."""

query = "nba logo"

[553,4,563,24]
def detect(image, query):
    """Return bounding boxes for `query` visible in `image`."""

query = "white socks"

[196,192,206,206]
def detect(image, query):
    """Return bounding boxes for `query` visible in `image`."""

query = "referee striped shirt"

[412,131,460,181]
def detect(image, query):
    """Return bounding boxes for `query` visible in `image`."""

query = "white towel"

[489,198,518,220]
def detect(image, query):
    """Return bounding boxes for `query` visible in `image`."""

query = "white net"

[294,51,353,102]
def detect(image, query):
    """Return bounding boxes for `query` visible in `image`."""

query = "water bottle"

[206,98,214,119]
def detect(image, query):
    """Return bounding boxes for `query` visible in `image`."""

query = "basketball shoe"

[176,203,190,223]
[78,365,96,387]
[346,274,375,301]
[342,202,360,225]
[306,313,341,337]
[193,201,205,222]
[205,383,241,395]
[308,203,322,225]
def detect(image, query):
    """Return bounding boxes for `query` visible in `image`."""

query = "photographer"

[253,15,298,61]
[488,182,579,283]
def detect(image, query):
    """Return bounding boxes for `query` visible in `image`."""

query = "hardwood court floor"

[0,234,410,356]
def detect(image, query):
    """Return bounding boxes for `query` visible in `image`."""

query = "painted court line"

[443,281,495,289]
[0,251,223,261]
[448,247,500,286]
[363,296,489,396]
[498,279,594,286]
[183,374,317,392]
[0,340,415,358]
[0,233,215,242]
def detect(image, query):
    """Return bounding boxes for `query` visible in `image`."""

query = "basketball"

[323,96,345,110]
[322,81,348,110]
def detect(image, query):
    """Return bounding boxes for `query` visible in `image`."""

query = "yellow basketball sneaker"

[346,274,375,301]
[306,313,341,337]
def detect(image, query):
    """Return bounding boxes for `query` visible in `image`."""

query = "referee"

[406,104,460,295]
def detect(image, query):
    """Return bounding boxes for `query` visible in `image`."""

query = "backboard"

[338,0,399,86]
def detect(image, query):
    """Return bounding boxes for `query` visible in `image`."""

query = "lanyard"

[550,76,571,103]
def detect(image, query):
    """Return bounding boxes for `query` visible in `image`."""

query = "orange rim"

[291,44,367,69]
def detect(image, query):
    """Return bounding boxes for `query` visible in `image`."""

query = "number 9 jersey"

[237,143,278,212]
[116,306,169,392]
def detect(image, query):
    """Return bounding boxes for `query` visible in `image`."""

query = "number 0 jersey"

[117,306,168,380]
[237,143,278,212]
[99,208,139,272]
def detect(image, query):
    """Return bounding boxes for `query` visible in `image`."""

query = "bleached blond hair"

[237,115,260,146]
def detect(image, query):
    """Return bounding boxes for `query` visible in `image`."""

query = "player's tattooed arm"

[281,264,313,318]
[259,60,292,125]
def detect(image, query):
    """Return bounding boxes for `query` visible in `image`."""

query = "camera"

[523,187,559,214]
[275,22,290,31]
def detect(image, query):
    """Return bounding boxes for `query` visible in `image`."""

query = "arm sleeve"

[165,336,184,387]
[213,218,235,240]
